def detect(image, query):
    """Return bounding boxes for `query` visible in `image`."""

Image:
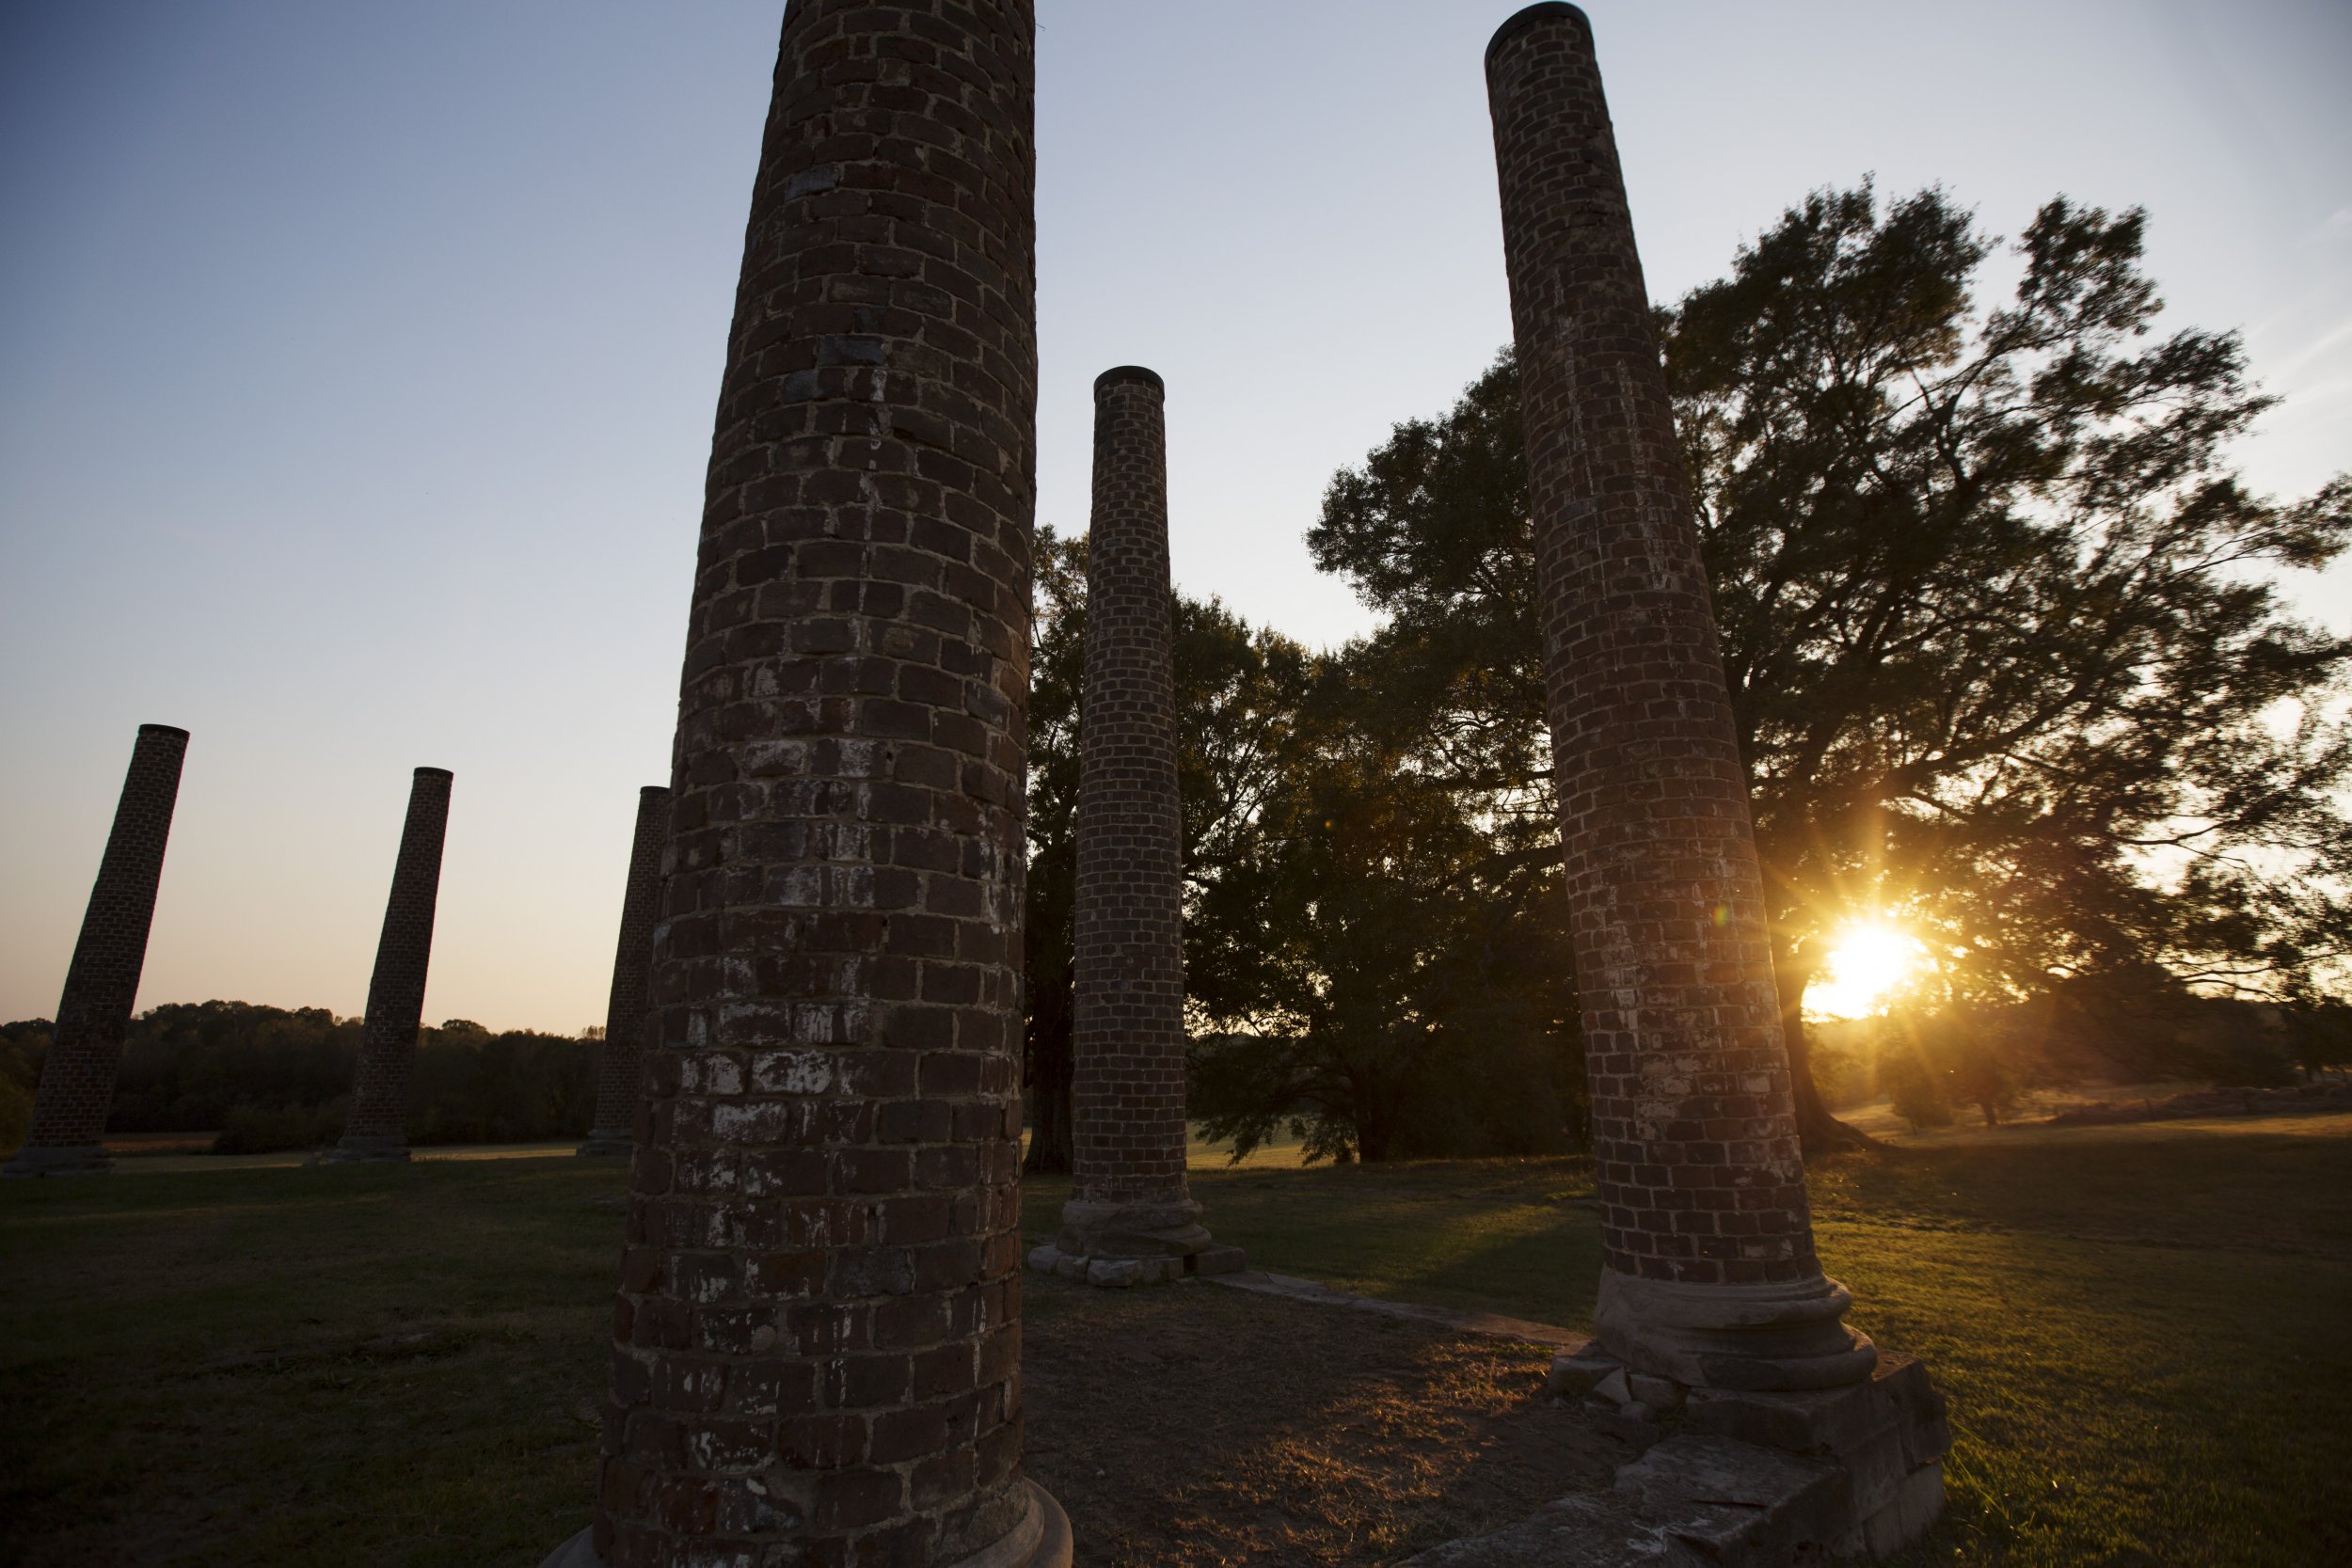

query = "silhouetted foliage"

[0,1019,42,1152]
[1023,527,1326,1165]
[2280,996,2352,1081]
[1184,655,1582,1164]
[1021,530,1084,1174]
[1025,521,1583,1163]
[112,1000,360,1132]
[0,1002,594,1154]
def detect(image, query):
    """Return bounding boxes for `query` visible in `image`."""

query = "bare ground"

[1021,1275,1625,1567]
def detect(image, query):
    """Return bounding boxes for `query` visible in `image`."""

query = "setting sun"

[1808,921,1929,1019]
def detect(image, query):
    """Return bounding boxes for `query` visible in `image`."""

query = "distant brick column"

[5,724,188,1179]
[1032,368,1237,1289]
[543,4,1068,1567]
[323,768,453,1164]
[1486,3,1873,1391]
[580,786,672,1158]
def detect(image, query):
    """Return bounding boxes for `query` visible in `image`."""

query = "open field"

[4,1115,2348,1565]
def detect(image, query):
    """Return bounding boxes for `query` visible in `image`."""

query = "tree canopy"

[1307,182,2352,1148]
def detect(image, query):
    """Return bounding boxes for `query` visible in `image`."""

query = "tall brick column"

[1486,4,1874,1392]
[580,785,673,1158]
[544,4,1068,1565]
[5,724,188,1179]
[322,767,453,1164]
[1030,367,1237,1289]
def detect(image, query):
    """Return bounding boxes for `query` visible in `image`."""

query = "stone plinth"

[1029,367,1239,1290]
[320,767,453,1164]
[1486,5,1941,1553]
[580,785,670,1158]
[1540,1338,1951,1561]
[5,723,188,1179]
[551,3,1066,1565]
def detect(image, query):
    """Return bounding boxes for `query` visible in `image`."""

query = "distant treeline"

[1806,991,2344,1132]
[0,1001,596,1154]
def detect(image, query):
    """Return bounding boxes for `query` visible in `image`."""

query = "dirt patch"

[1021,1275,1628,1566]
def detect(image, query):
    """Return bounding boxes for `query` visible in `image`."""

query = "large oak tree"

[1309,184,2352,1149]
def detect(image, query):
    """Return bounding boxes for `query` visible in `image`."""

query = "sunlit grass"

[1078,1117,2352,1565]
[1028,1155,1601,1326]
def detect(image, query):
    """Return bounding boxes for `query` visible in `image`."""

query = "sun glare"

[1807,922,1927,1020]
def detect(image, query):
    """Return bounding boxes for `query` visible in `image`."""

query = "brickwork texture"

[1069,368,1191,1216]
[1486,6,1828,1297]
[583,785,674,1154]
[7,723,188,1175]
[590,2,1045,1563]
[333,767,453,1157]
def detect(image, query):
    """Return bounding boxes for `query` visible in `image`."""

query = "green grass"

[1093,1117,2352,1566]
[1808,1117,2352,1566]
[0,1158,616,1566]
[5,1117,2349,1565]
[1028,1157,1606,1327]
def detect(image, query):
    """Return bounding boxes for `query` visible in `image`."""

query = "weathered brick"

[6,723,188,1178]
[310,766,453,1163]
[1052,369,1224,1280]
[1486,2,1863,1382]
[583,786,675,1156]
[583,4,1049,1564]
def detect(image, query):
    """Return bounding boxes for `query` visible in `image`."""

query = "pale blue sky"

[3,0,2346,1028]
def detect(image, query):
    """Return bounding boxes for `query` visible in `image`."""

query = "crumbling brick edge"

[1412,1338,1950,1565]
[1175,1269,1948,1565]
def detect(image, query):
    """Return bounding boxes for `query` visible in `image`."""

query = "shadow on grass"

[1039,1156,1604,1327]
[0,1161,628,1567]
[1023,1268,1618,1567]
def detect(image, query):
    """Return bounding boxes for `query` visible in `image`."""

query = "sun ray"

[1807,921,1928,1020]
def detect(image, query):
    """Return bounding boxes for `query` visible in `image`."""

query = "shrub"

[1881,1049,1953,1132]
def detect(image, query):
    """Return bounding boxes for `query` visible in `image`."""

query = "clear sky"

[2,1,2345,1030]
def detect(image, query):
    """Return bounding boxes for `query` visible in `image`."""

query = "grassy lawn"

[0,1159,614,1566]
[4,1116,2348,1564]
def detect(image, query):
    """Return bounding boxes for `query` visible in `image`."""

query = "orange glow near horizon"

[1807,921,1929,1020]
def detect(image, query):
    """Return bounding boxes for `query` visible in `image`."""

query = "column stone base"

[312,1135,411,1164]
[1595,1270,1878,1392]
[1031,1196,1243,1287]
[537,1478,1073,1568]
[573,1131,631,1158]
[1538,1338,1950,1560]
[1026,1241,1248,1288]
[2,1145,115,1178]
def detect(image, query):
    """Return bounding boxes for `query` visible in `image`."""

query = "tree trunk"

[1775,943,1883,1157]
[1022,1007,1073,1176]
[1349,1066,1391,1162]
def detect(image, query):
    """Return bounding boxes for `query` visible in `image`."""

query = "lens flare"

[1807,921,1926,1019]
